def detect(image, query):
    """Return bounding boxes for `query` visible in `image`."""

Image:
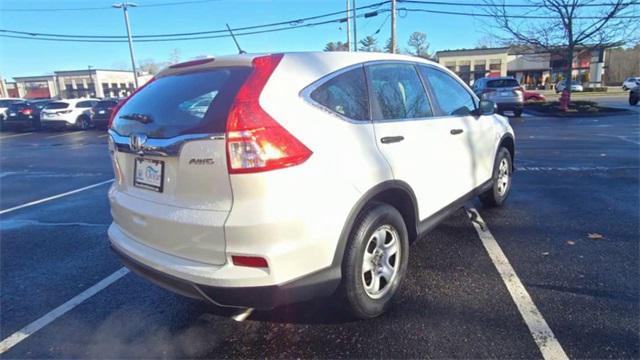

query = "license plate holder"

[134,157,164,192]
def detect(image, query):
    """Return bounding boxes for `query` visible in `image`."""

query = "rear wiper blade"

[119,113,153,124]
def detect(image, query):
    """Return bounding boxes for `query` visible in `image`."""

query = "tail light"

[19,108,33,115]
[226,54,312,174]
[108,78,156,129]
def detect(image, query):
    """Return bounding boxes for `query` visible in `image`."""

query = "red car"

[523,90,545,102]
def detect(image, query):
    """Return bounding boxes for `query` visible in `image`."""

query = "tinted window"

[367,63,432,121]
[112,67,250,138]
[0,100,21,107]
[486,79,519,88]
[96,100,118,108]
[420,66,476,116]
[76,101,96,108]
[8,103,29,111]
[45,102,70,110]
[310,67,369,121]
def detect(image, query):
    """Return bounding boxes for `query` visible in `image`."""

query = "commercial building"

[11,69,152,100]
[436,46,608,89]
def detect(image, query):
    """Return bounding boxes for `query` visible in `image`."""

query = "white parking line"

[98,134,108,138]
[0,267,129,354]
[466,207,569,360]
[0,132,34,140]
[45,132,82,139]
[0,179,114,215]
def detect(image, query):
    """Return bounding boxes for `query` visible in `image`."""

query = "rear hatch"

[6,103,30,120]
[41,102,71,120]
[93,100,118,120]
[109,65,251,265]
[484,78,523,103]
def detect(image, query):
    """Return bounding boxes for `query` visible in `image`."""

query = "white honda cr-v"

[107,52,514,319]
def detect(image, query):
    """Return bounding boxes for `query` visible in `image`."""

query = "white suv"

[107,52,515,319]
[40,98,99,130]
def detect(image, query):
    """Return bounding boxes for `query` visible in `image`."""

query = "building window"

[489,59,502,71]
[445,62,456,72]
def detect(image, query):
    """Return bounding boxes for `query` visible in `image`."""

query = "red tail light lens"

[108,77,156,129]
[232,255,268,268]
[20,108,33,115]
[226,54,312,174]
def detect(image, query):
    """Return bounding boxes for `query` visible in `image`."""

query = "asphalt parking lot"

[1,99,638,359]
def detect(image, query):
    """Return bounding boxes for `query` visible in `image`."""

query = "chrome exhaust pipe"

[231,307,254,322]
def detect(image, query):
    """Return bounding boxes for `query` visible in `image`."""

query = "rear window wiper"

[119,113,153,124]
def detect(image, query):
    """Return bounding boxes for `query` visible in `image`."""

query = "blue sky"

[0,0,494,79]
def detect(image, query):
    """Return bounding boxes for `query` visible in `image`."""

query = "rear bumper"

[41,120,74,128]
[496,102,523,111]
[110,236,340,310]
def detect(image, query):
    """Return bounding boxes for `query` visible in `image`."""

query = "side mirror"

[476,100,495,116]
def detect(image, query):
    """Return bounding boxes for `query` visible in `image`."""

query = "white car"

[107,52,515,319]
[622,77,640,91]
[555,80,584,93]
[40,98,99,130]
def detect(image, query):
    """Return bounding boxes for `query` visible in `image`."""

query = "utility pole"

[352,0,357,52]
[391,0,397,54]
[346,0,351,51]
[113,2,139,88]
[88,65,95,97]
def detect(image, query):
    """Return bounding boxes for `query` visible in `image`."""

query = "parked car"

[107,52,515,319]
[91,99,121,128]
[472,77,524,117]
[629,84,639,105]
[622,77,640,91]
[555,80,584,93]
[523,90,545,102]
[2,99,52,131]
[40,98,99,130]
[0,98,24,129]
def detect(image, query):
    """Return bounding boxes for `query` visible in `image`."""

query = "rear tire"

[480,147,512,207]
[77,116,90,130]
[341,203,409,319]
[630,95,639,106]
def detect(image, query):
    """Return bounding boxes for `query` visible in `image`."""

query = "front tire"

[480,147,513,207]
[630,95,639,106]
[514,109,523,117]
[341,203,409,319]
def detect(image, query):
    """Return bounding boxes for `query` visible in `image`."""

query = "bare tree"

[384,37,400,54]
[138,58,163,75]
[406,31,433,59]
[168,48,181,64]
[484,0,638,105]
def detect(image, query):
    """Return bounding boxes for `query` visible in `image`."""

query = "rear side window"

[76,101,96,108]
[8,103,28,111]
[486,79,519,88]
[366,63,432,121]
[112,67,250,138]
[420,66,476,116]
[45,102,70,110]
[310,67,369,121]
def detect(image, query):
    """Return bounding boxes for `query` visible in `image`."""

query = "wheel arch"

[332,181,419,270]
[497,133,515,171]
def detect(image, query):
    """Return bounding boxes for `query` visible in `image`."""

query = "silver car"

[472,77,524,117]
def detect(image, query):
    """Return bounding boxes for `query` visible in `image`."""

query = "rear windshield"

[45,102,70,110]
[112,67,251,138]
[0,100,21,107]
[8,103,29,111]
[486,79,520,88]
[96,100,118,108]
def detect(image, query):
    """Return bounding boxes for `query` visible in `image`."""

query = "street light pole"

[391,0,397,54]
[352,0,357,52]
[113,2,139,88]
[346,0,351,51]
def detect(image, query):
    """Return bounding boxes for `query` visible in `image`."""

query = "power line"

[0,0,222,12]
[398,0,640,7]
[0,1,390,39]
[400,7,639,19]
[0,11,389,43]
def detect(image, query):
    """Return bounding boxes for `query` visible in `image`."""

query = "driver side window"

[419,66,476,116]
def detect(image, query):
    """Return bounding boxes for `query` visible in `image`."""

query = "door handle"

[381,136,404,144]
[450,129,464,135]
